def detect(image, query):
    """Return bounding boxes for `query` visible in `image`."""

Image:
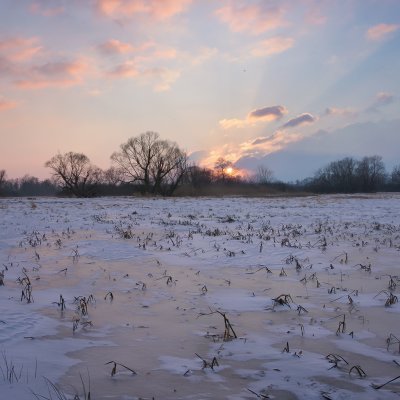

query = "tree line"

[0,132,399,197]
[302,155,400,193]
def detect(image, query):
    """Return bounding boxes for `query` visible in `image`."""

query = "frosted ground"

[0,194,399,400]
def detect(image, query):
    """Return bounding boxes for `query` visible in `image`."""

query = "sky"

[0,0,399,181]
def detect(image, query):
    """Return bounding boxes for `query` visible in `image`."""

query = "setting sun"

[226,167,234,175]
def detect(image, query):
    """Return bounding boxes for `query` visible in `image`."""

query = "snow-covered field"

[1,194,400,400]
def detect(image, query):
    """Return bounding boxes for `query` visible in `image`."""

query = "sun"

[226,167,234,175]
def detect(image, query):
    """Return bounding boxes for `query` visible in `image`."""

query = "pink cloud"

[16,59,89,89]
[0,37,42,62]
[107,61,139,78]
[0,37,34,51]
[95,0,191,20]
[9,46,42,62]
[367,23,399,41]
[0,98,17,111]
[96,0,146,16]
[148,0,192,20]
[98,39,134,55]
[251,37,294,57]
[215,1,287,35]
[101,39,183,91]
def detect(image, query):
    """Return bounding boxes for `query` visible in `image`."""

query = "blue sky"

[0,0,399,180]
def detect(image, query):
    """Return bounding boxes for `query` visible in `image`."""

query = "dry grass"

[18,272,33,303]
[32,372,91,400]
[372,375,400,390]
[195,353,219,371]
[247,388,270,399]
[374,290,398,307]
[105,361,136,377]
[198,309,237,341]
[326,353,348,370]
[386,333,400,353]
[349,365,367,378]
[271,294,293,309]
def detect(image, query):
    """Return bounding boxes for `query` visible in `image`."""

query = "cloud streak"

[16,59,89,89]
[366,23,399,41]
[250,130,302,151]
[200,129,304,171]
[220,105,288,130]
[324,107,357,117]
[281,113,315,129]
[248,105,288,121]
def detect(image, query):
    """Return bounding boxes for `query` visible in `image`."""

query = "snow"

[1,194,400,399]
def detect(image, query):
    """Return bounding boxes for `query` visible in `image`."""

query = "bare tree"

[255,165,274,184]
[214,157,233,182]
[102,167,124,185]
[0,169,6,195]
[325,157,357,192]
[150,141,187,195]
[356,155,386,192]
[45,152,100,197]
[0,169,6,187]
[391,164,400,185]
[111,132,159,192]
[111,131,188,195]
[186,165,214,188]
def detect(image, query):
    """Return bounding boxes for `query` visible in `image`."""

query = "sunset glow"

[0,1,399,181]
